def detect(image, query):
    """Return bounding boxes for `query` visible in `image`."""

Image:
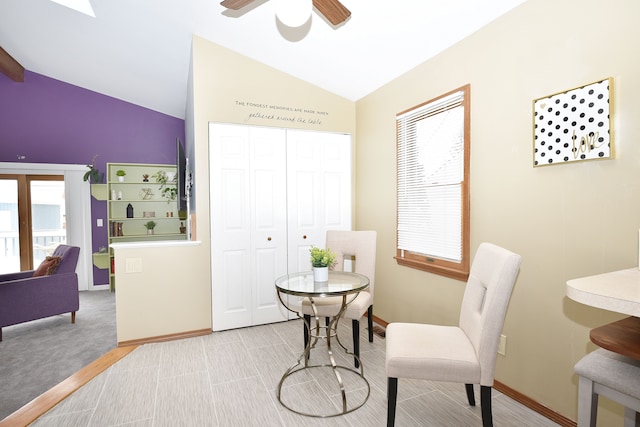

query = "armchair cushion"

[33,256,62,277]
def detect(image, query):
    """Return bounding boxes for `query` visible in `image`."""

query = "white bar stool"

[574,348,640,427]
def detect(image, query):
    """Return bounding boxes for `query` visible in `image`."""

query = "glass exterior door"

[0,178,19,273]
[30,179,66,267]
[0,175,66,273]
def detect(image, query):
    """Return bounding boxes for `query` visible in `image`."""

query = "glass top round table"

[274,270,371,417]
[274,270,370,298]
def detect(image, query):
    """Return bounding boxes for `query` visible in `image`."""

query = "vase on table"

[313,266,328,282]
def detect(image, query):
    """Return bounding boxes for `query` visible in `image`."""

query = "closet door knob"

[303,235,307,239]
[267,237,272,241]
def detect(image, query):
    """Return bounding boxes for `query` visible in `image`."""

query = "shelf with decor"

[106,163,187,291]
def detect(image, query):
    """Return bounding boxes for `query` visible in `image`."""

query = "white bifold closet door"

[209,123,351,331]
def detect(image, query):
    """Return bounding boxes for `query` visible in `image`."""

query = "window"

[395,84,470,281]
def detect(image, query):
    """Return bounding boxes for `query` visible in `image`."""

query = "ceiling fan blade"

[220,0,257,10]
[313,0,351,25]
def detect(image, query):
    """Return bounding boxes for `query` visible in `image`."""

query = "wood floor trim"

[493,380,576,427]
[0,345,137,427]
[117,328,212,347]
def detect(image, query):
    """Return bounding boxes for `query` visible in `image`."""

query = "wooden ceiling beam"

[0,46,24,82]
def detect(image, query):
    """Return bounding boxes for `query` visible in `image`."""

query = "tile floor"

[32,319,561,426]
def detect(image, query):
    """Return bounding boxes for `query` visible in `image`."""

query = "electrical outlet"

[498,334,507,356]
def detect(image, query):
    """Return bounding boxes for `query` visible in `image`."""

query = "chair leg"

[367,305,374,342]
[465,383,476,406]
[578,376,598,427]
[71,311,76,323]
[303,314,310,361]
[352,318,360,368]
[481,386,493,427]
[387,377,398,427]
[623,407,638,427]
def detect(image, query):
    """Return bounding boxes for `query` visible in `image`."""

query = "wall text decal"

[235,100,329,126]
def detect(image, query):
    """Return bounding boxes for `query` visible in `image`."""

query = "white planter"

[118,176,125,182]
[313,267,328,282]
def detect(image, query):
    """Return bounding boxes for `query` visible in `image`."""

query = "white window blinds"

[397,90,465,262]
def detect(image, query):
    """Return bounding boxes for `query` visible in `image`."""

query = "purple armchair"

[0,244,80,341]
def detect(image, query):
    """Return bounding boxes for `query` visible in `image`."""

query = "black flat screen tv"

[177,138,188,213]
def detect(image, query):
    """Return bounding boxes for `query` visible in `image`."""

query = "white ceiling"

[0,0,527,119]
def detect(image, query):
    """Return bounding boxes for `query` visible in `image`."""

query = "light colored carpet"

[0,290,116,420]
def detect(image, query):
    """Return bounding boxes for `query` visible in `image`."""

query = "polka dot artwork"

[533,78,612,167]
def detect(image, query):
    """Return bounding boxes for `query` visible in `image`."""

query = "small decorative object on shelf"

[139,188,154,200]
[142,174,149,182]
[110,221,124,236]
[126,203,134,218]
[116,169,126,182]
[180,221,186,234]
[310,246,336,282]
[144,220,156,235]
[143,211,155,218]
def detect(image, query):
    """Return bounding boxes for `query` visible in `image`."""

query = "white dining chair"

[302,230,377,368]
[385,242,522,427]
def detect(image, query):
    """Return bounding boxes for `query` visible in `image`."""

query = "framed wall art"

[533,77,613,167]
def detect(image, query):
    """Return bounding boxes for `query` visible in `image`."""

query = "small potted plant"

[116,169,126,182]
[143,220,157,235]
[83,154,104,183]
[309,246,336,282]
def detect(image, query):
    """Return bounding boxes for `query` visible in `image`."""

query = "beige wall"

[356,0,640,423]
[188,36,357,328]
[114,242,208,343]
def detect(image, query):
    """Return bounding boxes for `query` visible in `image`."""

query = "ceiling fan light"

[274,0,312,28]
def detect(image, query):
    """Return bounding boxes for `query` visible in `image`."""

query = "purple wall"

[0,71,185,285]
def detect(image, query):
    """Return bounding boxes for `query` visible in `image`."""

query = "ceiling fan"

[220,0,351,26]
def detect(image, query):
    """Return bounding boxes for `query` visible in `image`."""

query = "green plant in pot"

[310,246,336,282]
[83,154,104,183]
[144,220,157,234]
[116,169,126,181]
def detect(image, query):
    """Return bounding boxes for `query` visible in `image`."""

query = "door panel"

[250,127,288,326]
[211,125,253,330]
[210,123,288,331]
[286,130,352,273]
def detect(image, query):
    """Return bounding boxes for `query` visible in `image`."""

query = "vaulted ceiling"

[0,0,527,119]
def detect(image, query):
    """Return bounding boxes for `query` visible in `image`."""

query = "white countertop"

[566,267,640,316]
[110,240,201,249]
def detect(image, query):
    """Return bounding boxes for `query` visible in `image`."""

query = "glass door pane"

[0,179,19,274]
[30,180,66,267]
